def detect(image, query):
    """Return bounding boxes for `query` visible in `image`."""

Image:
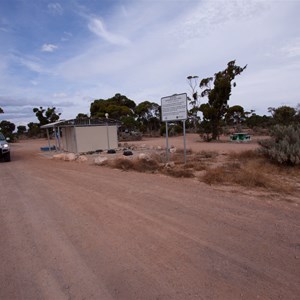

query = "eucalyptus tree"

[33,107,61,126]
[186,75,201,129]
[17,125,27,135]
[135,101,160,133]
[268,105,297,125]
[226,105,246,132]
[199,60,247,140]
[90,93,136,119]
[0,120,16,139]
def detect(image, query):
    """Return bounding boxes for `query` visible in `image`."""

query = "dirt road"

[1,140,299,299]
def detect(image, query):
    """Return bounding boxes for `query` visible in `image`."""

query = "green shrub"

[259,125,300,165]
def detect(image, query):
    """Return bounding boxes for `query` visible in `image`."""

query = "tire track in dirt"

[1,140,299,299]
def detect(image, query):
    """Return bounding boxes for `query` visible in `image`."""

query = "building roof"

[40,118,122,129]
[40,120,66,129]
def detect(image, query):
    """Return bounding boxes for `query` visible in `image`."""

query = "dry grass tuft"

[100,148,298,195]
[195,150,218,160]
[202,156,295,194]
[184,161,207,171]
[228,150,261,161]
[150,152,167,163]
[202,167,226,185]
[108,158,134,171]
[224,162,241,170]
[162,166,194,178]
[106,157,160,173]
[133,157,160,172]
[171,154,186,163]
[175,148,193,155]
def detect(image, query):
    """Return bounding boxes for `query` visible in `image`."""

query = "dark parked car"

[0,132,10,162]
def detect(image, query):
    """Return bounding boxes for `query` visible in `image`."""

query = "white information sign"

[161,93,187,122]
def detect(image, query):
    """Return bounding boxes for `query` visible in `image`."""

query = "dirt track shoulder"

[1,139,299,299]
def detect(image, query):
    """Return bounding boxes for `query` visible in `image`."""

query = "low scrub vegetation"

[228,149,261,161]
[97,147,299,194]
[104,156,160,173]
[259,125,300,165]
[162,167,195,178]
[202,162,294,194]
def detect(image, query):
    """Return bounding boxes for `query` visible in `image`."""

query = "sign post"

[165,121,169,161]
[183,120,186,164]
[161,93,188,163]
[105,113,110,150]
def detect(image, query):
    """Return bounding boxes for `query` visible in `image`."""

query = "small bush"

[163,167,194,178]
[228,150,261,161]
[184,161,207,171]
[107,157,160,173]
[202,165,293,193]
[109,158,134,170]
[195,151,218,160]
[202,167,226,185]
[259,125,300,165]
[233,169,272,189]
[224,162,241,170]
[174,148,193,155]
[133,158,160,172]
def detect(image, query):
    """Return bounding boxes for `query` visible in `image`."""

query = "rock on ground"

[94,156,108,165]
[77,155,88,163]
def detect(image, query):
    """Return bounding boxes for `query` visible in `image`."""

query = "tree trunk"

[211,120,219,140]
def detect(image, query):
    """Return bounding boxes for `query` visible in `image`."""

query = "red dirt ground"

[128,133,262,153]
[1,137,299,299]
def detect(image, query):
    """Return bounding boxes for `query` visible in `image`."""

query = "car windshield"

[0,132,5,140]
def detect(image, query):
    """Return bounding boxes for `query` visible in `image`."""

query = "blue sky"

[0,0,300,126]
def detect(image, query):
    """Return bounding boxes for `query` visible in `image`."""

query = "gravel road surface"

[1,140,299,299]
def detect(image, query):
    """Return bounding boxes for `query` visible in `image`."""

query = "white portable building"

[41,118,120,153]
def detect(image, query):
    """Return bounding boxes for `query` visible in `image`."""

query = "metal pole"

[106,122,110,150]
[46,129,51,151]
[165,121,169,161]
[183,120,186,164]
[54,128,58,151]
[57,127,61,151]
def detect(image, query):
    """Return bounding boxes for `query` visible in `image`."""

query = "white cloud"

[41,43,58,52]
[120,5,129,18]
[48,3,63,15]
[0,26,9,32]
[171,0,268,44]
[53,92,67,98]
[61,31,73,42]
[0,56,8,72]
[88,17,130,46]
[9,53,52,76]
[64,31,72,37]
[30,80,38,86]
[281,38,300,58]
[17,57,45,73]
[0,96,43,107]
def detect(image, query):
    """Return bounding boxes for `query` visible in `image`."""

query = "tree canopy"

[33,107,61,126]
[0,120,16,139]
[245,113,273,129]
[17,125,27,135]
[225,105,246,131]
[199,60,247,140]
[76,113,89,119]
[268,105,297,125]
[27,122,41,137]
[135,101,161,133]
[90,93,136,119]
